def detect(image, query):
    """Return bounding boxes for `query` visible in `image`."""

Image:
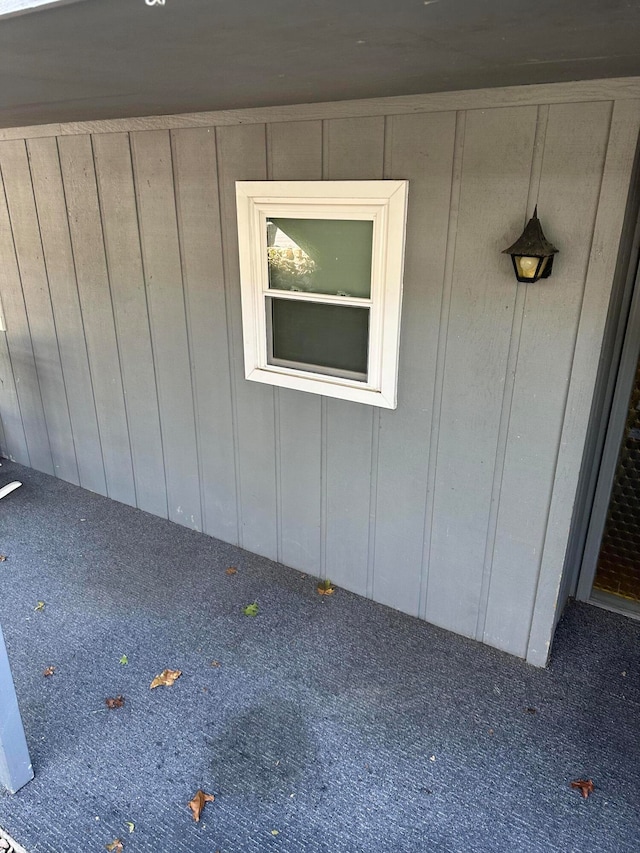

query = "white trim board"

[1,77,639,141]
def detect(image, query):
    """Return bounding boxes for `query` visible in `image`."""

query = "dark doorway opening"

[592,357,640,613]
[574,164,640,619]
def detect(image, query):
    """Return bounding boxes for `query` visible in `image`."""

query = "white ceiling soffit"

[0,0,84,19]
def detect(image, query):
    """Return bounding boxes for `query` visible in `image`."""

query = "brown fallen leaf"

[106,841,123,852]
[105,695,125,709]
[525,707,537,714]
[211,660,220,667]
[0,554,6,562]
[571,779,595,798]
[43,666,55,677]
[150,668,182,689]
[225,566,238,575]
[317,578,335,595]
[188,789,215,822]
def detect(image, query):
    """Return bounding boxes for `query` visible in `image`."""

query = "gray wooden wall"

[1,83,639,664]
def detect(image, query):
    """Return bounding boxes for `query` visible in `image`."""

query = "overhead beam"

[0,76,639,142]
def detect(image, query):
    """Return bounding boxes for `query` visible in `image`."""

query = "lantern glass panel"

[516,255,544,279]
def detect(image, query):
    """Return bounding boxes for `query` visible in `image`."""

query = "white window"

[235,180,408,409]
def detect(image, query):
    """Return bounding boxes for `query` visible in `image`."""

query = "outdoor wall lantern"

[503,207,558,282]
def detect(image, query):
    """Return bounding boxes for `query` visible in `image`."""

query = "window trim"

[235,180,408,409]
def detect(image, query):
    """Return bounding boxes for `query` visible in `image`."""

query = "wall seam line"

[525,99,617,659]
[0,167,30,466]
[169,128,205,532]
[319,119,329,580]
[213,125,243,547]
[91,133,138,507]
[25,138,80,485]
[320,396,328,580]
[0,149,54,473]
[418,110,465,620]
[475,103,550,643]
[0,337,26,463]
[43,135,97,485]
[128,131,170,518]
[366,114,395,600]
[265,122,283,563]
[0,381,7,458]
[274,388,283,564]
[55,136,109,493]
[366,410,380,599]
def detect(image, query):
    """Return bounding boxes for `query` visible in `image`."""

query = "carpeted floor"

[0,461,639,853]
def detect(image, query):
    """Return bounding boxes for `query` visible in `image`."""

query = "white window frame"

[235,180,408,409]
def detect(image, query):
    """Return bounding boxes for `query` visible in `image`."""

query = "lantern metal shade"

[503,207,558,282]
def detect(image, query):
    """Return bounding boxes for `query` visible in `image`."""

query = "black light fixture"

[503,207,558,282]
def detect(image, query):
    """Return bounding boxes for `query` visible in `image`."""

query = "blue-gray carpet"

[0,461,638,853]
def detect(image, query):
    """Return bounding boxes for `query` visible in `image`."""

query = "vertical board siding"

[268,121,323,573]
[373,111,457,616]
[57,134,135,505]
[527,97,640,665]
[216,123,279,560]
[0,141,78,484]
[27,136,106,494]
[0,331,27,463]
[130,130,201,529]
[0,158,52,473]
[0,380,6,456]
[0,91,635,664]
[483,101,613,656]
[92,132,167,518]
[171,127,238,542]
[426,106,538,638]
[324,116,385,595]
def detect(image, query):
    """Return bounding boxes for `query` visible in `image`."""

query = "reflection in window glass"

[266,218,373,298]
[268,298,369,380]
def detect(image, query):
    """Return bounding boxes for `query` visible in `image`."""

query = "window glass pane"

[268,298,369,379]
[266,218,373,298]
